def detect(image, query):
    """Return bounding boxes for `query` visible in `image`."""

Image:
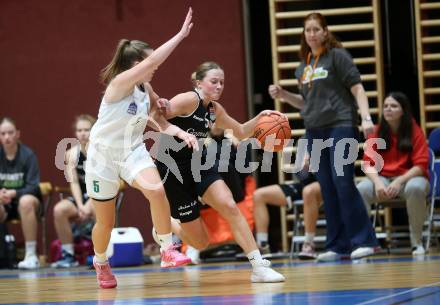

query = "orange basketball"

[253,114,291,152]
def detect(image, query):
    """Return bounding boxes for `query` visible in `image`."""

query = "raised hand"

[179,7,194,38]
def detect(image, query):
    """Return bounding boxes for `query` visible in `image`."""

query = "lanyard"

[303,51,321,89]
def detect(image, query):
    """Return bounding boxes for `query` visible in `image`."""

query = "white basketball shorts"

[85,143,155,200]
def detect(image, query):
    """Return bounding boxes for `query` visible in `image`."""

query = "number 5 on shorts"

[93,180,100,193]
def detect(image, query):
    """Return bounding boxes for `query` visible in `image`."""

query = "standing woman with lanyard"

[268,12,379,261]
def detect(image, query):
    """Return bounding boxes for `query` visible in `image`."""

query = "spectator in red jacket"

[358,91,429,256]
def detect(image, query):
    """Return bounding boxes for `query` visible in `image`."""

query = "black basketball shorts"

[156,161,223,223]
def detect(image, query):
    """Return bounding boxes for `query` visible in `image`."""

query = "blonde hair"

[193,61,223,81]
[73,114,96,130]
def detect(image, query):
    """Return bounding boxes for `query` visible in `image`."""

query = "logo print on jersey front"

[301,66,328,84]
[127,102,137,115]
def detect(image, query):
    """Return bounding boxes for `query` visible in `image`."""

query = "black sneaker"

[51,250,79,268]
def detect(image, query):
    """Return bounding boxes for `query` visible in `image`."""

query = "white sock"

[61,243,74,256]
[247,249,264,268]
[94,250,107,263]
[157,232,173,251]
[305,232,315,244]
[186,245,199,253]
[25,241,37,258]
[256,233,268,247]
[186,246,200,258]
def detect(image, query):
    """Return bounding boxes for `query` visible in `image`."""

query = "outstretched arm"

[106,8,194,102]
[214,102,286,140]
[268,84,304,109]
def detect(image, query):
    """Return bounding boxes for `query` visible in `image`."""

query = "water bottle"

[5,235,17,269]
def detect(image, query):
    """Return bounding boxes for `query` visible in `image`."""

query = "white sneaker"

[350,247,377,260]
[18,255,40,270]
[317,251,342,262]
[412,245,425,256]
[250,259,285,283]
[185,246,201,264]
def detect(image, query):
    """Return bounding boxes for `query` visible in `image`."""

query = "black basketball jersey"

[76,150,87,195]
[163,90,214,164]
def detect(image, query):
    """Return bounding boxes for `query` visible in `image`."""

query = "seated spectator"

[52,114,96,268]
[0,117,42,269]
[357,92,429,256]
[253,164,321,259]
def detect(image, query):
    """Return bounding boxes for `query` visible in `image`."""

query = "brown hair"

[73,114,96,131]
[378,92,414,153]
[299,13,342,60]
[100,39,152,85]
[193,61,223,82]
[0,117,17,129]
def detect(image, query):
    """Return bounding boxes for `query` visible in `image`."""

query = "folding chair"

[372,150,436,251]
[425,129,440,251]
[289,198,326,258]
[289,199,303,258]
[39,182,53,260]
[428,127,440,153]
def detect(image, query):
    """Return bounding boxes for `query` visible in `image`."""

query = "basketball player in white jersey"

[85,8,197,289]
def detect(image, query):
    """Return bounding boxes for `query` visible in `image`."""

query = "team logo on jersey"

[127,102,137,115]
[192,115,204,122]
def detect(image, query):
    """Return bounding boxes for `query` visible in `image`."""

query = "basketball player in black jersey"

[154,61,286,283]
[52,115,96,268]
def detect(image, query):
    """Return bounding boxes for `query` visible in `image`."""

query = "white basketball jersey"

[90,86,150,148]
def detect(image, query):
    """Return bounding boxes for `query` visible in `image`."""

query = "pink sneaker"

[298,242,317,260]
[160,245,192,268]
[93,257,117,289]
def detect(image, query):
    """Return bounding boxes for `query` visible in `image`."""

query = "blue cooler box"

[106,227,144,267]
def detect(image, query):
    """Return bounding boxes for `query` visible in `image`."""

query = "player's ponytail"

[100,39,151,85]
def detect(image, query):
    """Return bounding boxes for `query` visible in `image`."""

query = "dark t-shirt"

[295,48,362,129]
[0,143,41,199]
